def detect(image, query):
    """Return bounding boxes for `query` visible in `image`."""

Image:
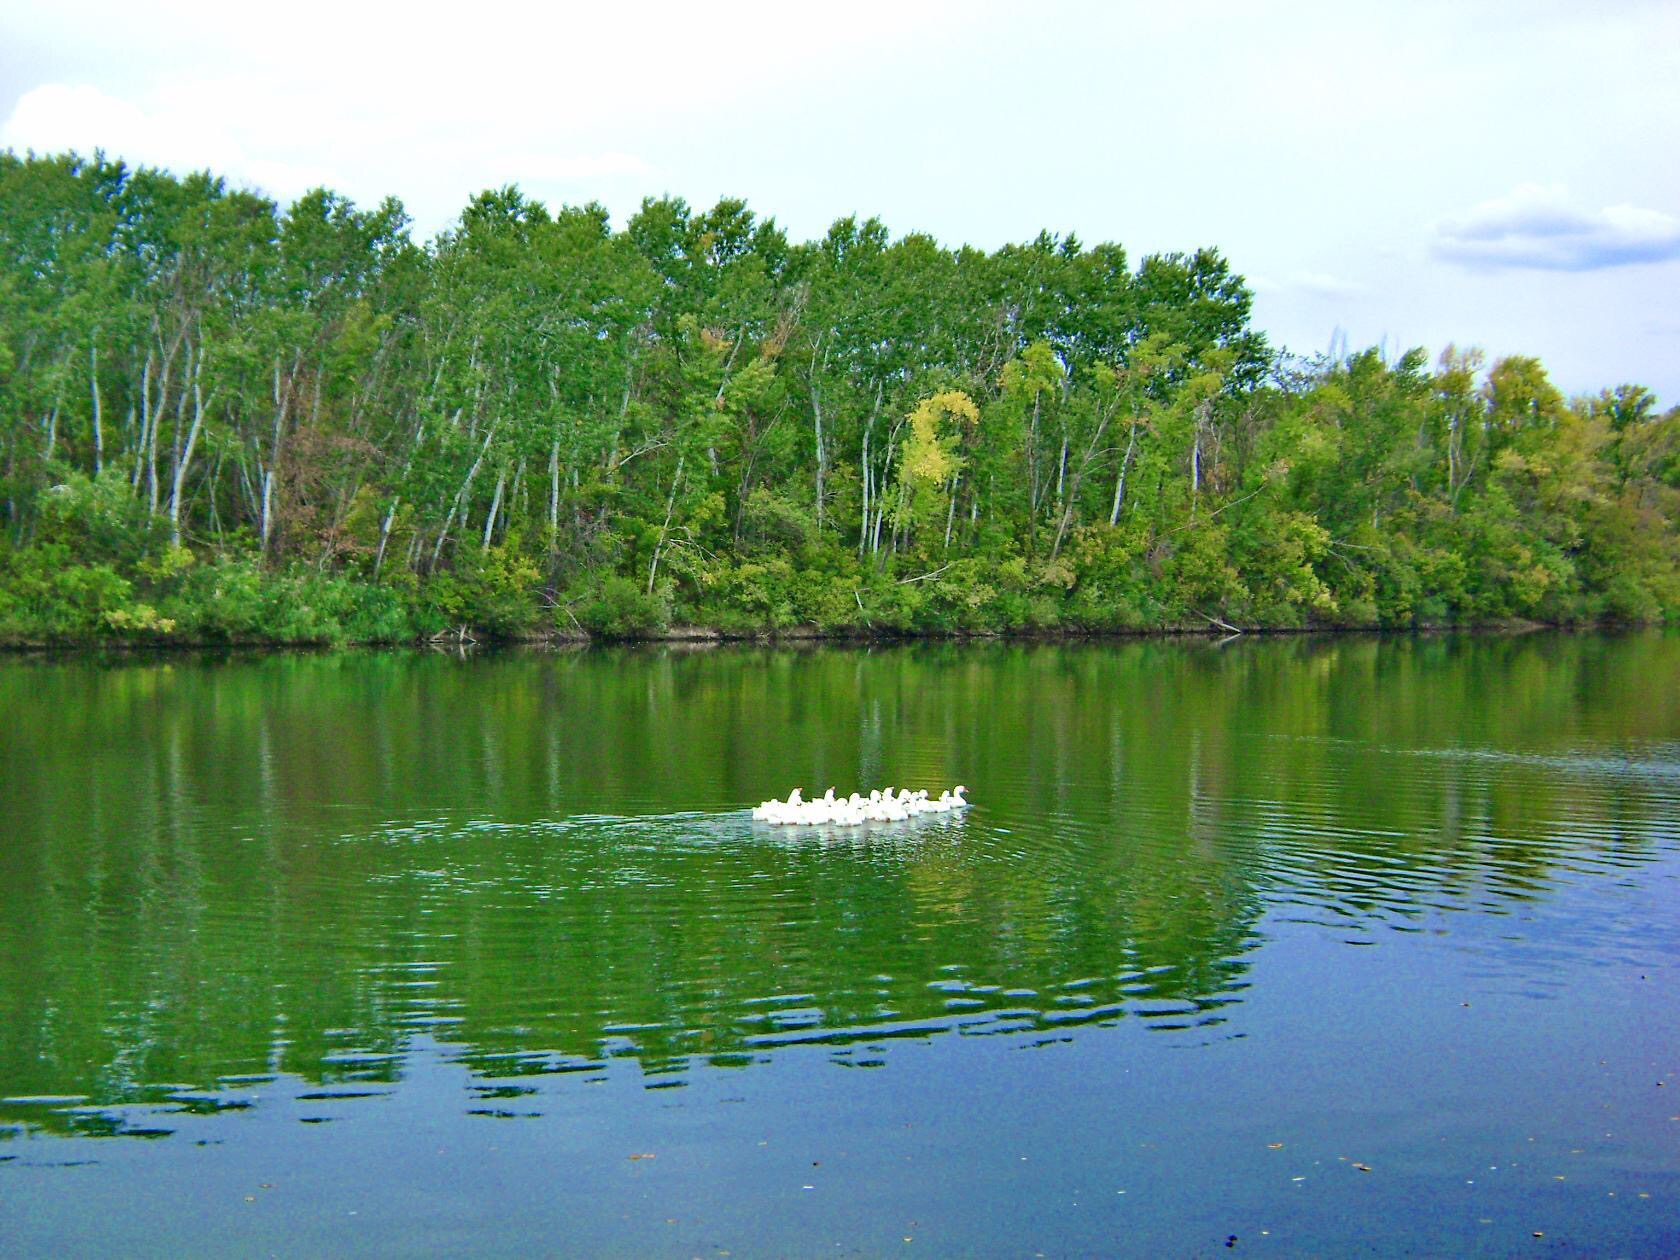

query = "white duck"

[752,784,970,827]
[932,785,969,812]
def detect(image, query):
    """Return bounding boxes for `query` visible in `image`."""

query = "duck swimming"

[751,785,969,826]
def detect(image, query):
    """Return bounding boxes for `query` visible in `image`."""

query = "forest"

[2,150,1676,644]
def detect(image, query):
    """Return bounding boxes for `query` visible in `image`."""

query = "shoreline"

[1,615,1643,656]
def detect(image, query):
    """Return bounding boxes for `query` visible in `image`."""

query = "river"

[2,634,1677,1255]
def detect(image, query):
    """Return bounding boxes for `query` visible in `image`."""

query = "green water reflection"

[2,634,1677,1142]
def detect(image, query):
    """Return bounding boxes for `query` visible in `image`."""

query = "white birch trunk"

[647,452,684,595]
[169,365,208,546]
[374,495,401,580]
[1109,418,1138,526]
[134,346,153,491]
[481,466,506,550]
[431,421,496,568]
[548,437,561,550]
[89,342,103,475]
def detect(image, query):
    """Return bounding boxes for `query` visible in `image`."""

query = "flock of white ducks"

[752,786,969,826]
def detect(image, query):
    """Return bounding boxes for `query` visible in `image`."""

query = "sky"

[3,0,1678,402]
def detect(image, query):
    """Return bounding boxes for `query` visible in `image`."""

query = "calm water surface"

[2,635,1678,1256]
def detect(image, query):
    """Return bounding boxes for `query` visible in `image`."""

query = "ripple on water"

[4,645,1679,1160]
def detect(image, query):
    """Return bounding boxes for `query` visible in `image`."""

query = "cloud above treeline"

[0,83,657,220]
[0,83,342,202]
[1434,184,1680,271]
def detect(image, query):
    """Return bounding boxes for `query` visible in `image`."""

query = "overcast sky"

[4,0,1678,401]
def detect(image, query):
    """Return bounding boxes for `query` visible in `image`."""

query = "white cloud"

[1434,184,1680,271]
[2,83,239,172]
[0,82,343,205]
[0,81,670,241]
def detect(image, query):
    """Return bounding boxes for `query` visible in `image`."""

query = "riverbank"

[4,154,1677,675]
[0,613,1614,654]
[2,502,1671,651]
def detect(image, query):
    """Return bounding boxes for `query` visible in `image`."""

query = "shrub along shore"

[2,152,1676,648]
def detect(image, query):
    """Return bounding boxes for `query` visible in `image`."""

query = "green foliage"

[1232,511,1337,626]
[34,469,164,565]
[150,557,413,644]
[0,150,1674,641]
[738,487,813,553]
[572,575,671,638]
[414,542,543,638]
[0,544,140,639]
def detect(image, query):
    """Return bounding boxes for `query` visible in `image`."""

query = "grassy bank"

[1,537,1662,651]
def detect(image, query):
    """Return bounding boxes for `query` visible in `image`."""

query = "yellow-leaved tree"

[893,390,979,556]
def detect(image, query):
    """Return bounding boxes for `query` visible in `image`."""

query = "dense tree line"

[1,151,1675,642]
